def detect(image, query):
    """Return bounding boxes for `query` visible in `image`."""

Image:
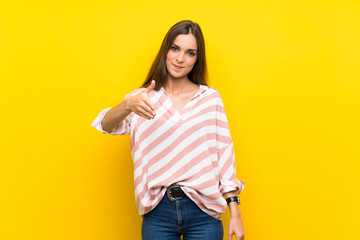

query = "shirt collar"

[160,84,208,97]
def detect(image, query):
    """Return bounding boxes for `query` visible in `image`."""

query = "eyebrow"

[172,43,197,51]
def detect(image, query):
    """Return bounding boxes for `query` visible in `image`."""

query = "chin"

[171,74,186,79]
[168,71,185,79]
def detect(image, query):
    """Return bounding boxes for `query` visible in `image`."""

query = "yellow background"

[1,0,359,239]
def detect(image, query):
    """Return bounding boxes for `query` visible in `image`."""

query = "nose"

[176,51,184,63]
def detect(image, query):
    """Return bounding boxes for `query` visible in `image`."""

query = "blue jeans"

[141,193,223,240]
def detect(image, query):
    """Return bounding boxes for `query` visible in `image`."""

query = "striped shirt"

[91,84,245,219]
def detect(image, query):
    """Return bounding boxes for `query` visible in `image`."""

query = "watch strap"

[226,196,240,205]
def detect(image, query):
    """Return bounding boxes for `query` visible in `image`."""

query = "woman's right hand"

[126,80,156,120]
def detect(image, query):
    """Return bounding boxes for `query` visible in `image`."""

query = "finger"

[141,103,155,117]
[143,98,155,111]
[140,105,154,119]
[228,234,233,240]
[144,80,155,93]
[135,108,152,120]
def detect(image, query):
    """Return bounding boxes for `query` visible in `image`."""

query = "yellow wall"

[1,1,359,239]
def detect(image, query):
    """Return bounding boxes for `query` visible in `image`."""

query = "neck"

[164,76,194,96]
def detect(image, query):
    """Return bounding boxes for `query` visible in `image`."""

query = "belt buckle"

[166,185,183,202]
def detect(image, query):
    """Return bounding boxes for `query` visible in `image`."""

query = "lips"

[172,64,184,70]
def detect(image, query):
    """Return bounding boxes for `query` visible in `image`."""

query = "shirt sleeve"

[91,107,131,135]
[216,96,245,195]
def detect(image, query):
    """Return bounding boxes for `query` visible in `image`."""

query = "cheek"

[187,58,197,68]
[166,53,172,66]
[167,51,175,60]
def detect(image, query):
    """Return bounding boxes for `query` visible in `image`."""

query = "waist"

[166,185,187,201]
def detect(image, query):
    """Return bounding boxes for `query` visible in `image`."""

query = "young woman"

[92,20,245,240]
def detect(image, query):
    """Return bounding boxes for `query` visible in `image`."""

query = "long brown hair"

[141,20,208,91]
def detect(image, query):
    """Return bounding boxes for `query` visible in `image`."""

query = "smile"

[172,64,184,70]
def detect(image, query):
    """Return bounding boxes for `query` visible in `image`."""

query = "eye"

[187,51,196,56]
[171,46,178,51]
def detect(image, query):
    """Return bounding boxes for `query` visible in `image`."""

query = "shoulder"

[202,85,223,101]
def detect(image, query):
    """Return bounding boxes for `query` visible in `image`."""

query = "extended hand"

[126,80,156,120]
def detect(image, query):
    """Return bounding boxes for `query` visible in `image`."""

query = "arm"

[101,99,132,133]
[216,95,246,240]
[91,80,157,135]
[91,106,132,135]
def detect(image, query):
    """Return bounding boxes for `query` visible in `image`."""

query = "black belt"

[166,185,187,201]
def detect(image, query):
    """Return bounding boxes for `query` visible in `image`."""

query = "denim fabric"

[141,193,223,240]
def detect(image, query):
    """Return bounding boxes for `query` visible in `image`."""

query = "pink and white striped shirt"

[91,84,245,219]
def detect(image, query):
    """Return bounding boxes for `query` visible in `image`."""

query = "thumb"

[145,80,155,92]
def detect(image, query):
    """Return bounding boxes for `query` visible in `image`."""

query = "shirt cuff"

[91,108,120,135]
[221,180,245,195]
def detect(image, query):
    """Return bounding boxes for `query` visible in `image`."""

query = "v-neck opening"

[161,84,206,122]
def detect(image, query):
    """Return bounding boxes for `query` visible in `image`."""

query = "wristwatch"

[226,196,240,205]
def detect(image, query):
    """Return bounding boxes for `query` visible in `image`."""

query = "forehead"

[173,34,197,50]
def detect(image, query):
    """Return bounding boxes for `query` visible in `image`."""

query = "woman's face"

[166,33,198,80]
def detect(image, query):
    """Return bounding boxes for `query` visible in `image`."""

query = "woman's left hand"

[228,214,245,240]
